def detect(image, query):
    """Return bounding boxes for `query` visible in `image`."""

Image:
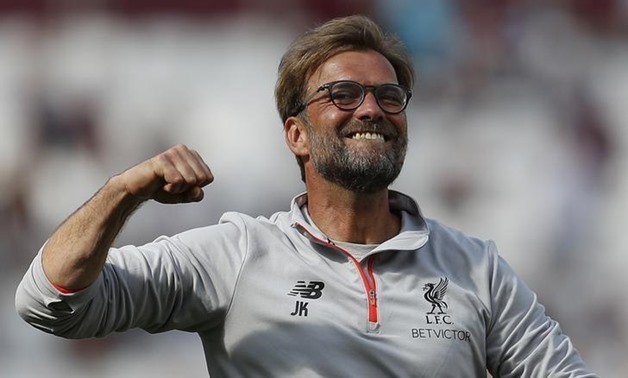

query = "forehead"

[309,50,398,88]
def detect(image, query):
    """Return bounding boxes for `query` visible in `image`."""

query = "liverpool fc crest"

[423,277,449,315]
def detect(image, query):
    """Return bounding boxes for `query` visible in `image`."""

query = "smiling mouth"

[349,132,386,142]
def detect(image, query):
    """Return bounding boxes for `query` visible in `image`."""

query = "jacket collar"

[289,190,430,252]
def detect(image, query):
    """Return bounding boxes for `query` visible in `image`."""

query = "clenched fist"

[115,144,214,204]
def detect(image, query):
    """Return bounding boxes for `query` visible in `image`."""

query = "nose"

[353,91,384,120]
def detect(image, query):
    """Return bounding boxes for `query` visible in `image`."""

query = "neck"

[305,181,400,244]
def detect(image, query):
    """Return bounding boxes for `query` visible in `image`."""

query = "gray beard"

[306,118,407,193]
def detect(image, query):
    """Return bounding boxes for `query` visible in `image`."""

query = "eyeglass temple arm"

[292,85,327,116]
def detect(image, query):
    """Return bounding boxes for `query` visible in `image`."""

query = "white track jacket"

[16,191,596,377]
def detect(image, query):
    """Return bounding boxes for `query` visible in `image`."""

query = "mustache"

[338,119,400,138]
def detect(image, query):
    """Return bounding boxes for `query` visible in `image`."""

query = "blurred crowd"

[1,0,627,376]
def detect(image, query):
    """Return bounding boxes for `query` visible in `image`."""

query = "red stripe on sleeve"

[51,283,82,294]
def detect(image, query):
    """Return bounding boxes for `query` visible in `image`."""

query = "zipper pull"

[369,290,377,306]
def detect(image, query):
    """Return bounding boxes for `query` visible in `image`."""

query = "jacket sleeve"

[485,241,597,377]
[15,218,249,338]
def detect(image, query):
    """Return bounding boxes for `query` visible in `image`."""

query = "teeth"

[352,132,385,141]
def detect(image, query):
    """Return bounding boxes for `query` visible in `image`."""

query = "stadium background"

[0,0,626,376]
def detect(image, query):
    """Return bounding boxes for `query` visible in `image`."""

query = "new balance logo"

[288,281,325,299]
[288,280,325,317]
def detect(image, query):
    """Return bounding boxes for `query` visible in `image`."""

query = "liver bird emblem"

[423,278,449,314]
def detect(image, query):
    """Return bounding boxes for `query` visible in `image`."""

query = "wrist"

[105,175,145,210]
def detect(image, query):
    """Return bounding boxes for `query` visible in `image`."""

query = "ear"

[284,116,309,158]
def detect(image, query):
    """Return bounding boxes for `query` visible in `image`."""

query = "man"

[17,15,596,377]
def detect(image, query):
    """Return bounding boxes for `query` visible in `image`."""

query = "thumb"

[153,186,205,204]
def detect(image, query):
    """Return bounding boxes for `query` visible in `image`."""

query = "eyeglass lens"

[329,81,408,113]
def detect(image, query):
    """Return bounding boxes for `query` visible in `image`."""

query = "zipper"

[366,256,378,331]
[294,223,380,333]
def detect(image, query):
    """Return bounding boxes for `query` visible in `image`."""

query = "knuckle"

[198,176,209,186]
[164,144,186,158]
[170,174,186,185]
[200,172,213,184]
[185,175,198,185]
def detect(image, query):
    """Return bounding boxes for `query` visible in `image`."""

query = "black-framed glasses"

[295,80,412,116]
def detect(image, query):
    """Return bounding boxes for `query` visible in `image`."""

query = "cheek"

[391,114,407,134]
[311,104,352,128]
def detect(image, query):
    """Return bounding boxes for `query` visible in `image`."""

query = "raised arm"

[42,144,213,291]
